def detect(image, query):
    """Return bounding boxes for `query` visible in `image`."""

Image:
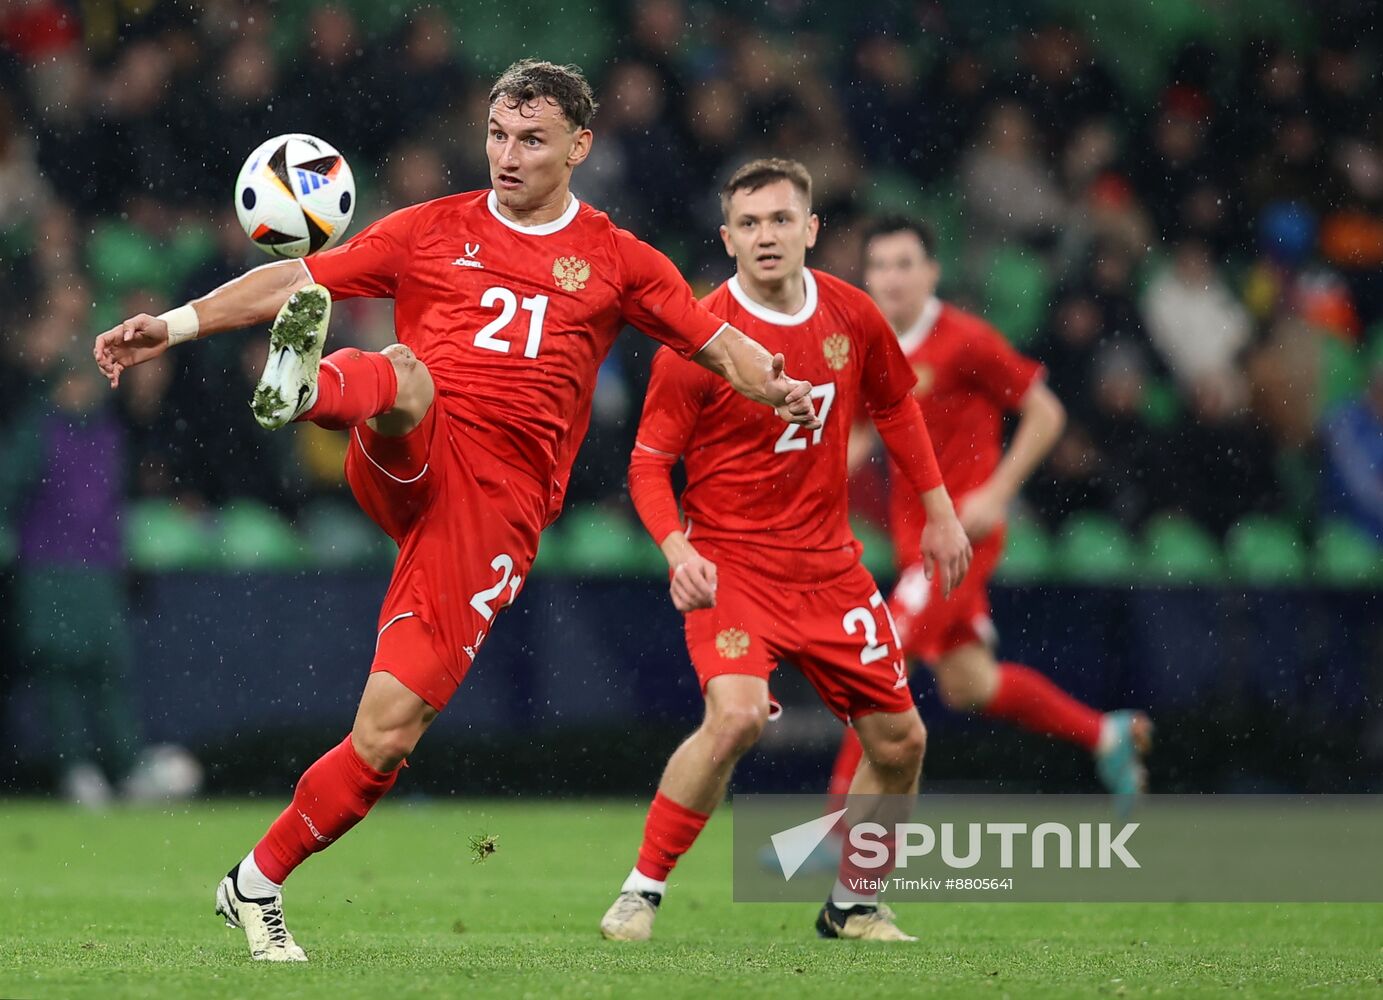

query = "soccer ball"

[234,133,356,258]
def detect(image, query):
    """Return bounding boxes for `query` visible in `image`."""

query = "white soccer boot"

[815,900,918,942]
[215,866,308,962]
[251,283,331,430]
[599,890,660,941]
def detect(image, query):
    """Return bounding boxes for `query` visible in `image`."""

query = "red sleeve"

[872,393,943,496]
[628,348,709,543]
[303,203,425,300]
[858,295,920,413]
[853,294,941,494]
[615,230,729,359]
[965,322,1044,409]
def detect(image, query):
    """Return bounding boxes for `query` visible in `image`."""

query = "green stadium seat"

[1319,336,1366,412]
[1140,376,1182,429]
[125,499,214,570]
[217,500,303,570]
[983,248,1051,348]
[994,517,1054,583]
[1313,518,1383,586]
[851,518,895,579]
[87,222,215,298]
[300,499,391,569]
[527,527,567,576]
[559,506,661,576]
[863,170,924,215]
[1224,515,1306,585]
[1055,512,1138,583]
[1141,512,1224,583]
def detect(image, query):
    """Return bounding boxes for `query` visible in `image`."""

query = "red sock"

[634,791,710,881]
[300,348,398,430]
[828,727,864,810]
[835,827,897,902]
[983,662,1103,751]
[252,735,399,885]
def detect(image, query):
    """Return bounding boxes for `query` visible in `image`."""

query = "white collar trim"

[726,270,819,326]
[486,189,580,235]
[895,296,942,354]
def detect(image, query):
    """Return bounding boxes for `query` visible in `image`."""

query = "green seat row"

[114,498,1382,586]
[998,512,1382,586]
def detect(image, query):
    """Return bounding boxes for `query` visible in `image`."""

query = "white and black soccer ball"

[234,133,356,258]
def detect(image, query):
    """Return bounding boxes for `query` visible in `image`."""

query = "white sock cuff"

[831,876,878,908]
[621,866,667,897]
[236,848,283,899]
[1096,715,1117,755]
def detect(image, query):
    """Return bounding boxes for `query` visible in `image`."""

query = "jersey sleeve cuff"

[692,321,730,356]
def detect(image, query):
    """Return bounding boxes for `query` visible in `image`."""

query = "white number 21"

[774,382,836,453]
[473,286,548,359]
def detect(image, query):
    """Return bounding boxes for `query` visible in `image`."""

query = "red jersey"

[633,269,919,575]
[305,190,727,529]
[887,298,1044,567]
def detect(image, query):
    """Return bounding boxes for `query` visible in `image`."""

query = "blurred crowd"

[3,0,1383,553]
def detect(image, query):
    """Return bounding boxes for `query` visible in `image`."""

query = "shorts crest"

[715,627,751,660]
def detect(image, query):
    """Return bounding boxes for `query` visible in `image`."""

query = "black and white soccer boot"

[215,864,308,962]
[599,889,661,941]
[815,898,918,941]
[251,282,331,430]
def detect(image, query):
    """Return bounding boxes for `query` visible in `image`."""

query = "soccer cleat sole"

[252,283,331,430]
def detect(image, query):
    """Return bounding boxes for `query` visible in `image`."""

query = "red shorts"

[683,541,914,723]
[888,528,1005,663]
[345,402,544,711]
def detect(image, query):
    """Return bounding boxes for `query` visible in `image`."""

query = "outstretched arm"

[693,325,820,428]
[94,259,310,388]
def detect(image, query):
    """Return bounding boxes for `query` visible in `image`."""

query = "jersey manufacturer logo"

[912,363,934,395]
[451,243,484,269]
[552,256,591,292]
[715,627,751,660]
[823,333,851,371]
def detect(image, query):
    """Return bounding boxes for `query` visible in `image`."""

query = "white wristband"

[159,304,200,346]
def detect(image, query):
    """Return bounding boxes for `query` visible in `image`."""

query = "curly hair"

[489,59,598,130]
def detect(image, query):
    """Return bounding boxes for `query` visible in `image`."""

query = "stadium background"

[1,0,1380,798]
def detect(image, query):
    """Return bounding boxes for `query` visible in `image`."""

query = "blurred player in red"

[93,62,820,963]
[827,216,1151,812]
[599,161,971,944]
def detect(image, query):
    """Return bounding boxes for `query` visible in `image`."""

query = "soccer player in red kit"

[827,215,1151,810]
[599,161,971,943]
[92,62,820,963]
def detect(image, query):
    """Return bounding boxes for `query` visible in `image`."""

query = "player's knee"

[704,701,767,758]
[351,720,421,772]
[382,343,434,417]
[934,677,983,712]
[865,718,926,777]
[933,664,988,712]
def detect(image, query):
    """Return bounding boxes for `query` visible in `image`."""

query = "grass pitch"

[1,799,1378,998]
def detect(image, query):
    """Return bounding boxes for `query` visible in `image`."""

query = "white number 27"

[773,382,836,453]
